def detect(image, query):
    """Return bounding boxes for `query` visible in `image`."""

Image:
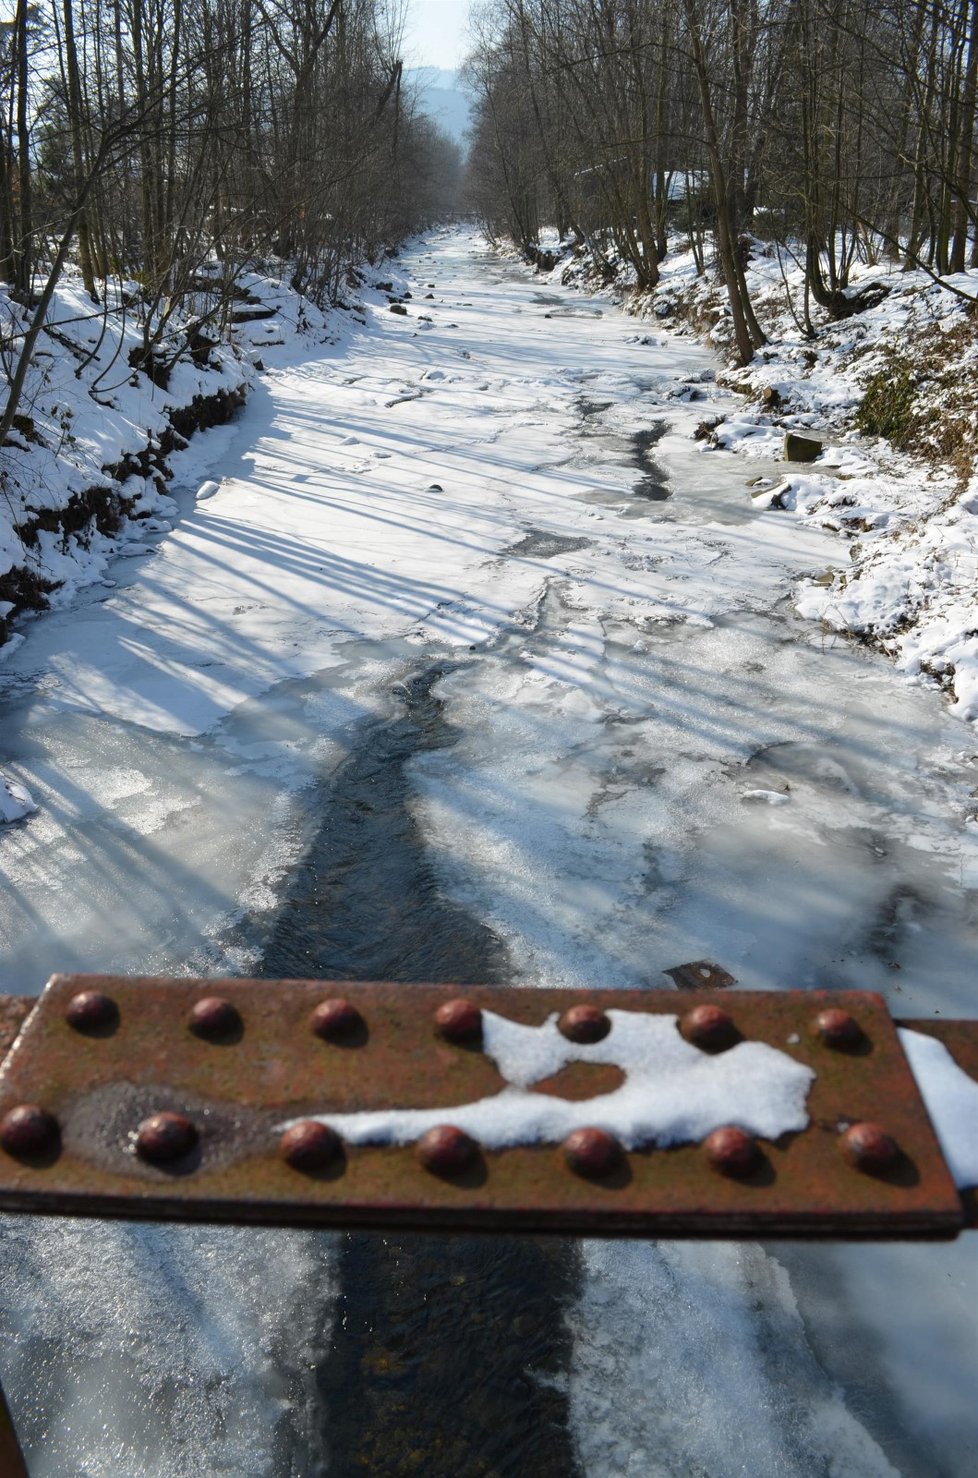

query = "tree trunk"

[61,0,99,301]
[950,0,978,272]
[684,0,758,363]
[13,0,32,294]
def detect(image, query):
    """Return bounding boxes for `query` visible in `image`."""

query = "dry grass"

[855,315,978,484]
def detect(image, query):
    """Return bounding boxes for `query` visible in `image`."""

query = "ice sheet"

[0,226,975,1474]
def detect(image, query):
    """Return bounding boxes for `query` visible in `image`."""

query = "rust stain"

[530,1062,626,1101]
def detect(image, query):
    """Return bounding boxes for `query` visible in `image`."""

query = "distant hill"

[408,67,472,148]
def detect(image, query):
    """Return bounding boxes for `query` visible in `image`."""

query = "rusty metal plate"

[0,1381,27,1478]
[0,996,32,1064]
[0,976,964,1239]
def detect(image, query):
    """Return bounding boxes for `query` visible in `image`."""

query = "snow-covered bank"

[0,277,247,643]
[0,255,419,836]
[533,235,978,723]
[0,255,402,652]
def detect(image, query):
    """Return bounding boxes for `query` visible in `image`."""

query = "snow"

[741,788,791,805]
[0,1218,330,1476]
[0,770,37,823]
[0,252,383,636]
[284,1007,814,1148]
[900,1027,978,1190]
[571,1239,906,1478]
[544,235,978,722]
[0,275,250,618]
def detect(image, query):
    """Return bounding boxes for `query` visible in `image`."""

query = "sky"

[402,0,474,70]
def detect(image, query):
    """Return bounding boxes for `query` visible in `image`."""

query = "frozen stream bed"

[0,227,976,1474]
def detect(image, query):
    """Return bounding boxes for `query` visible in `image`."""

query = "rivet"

[681,1004,737,1051]
[65,990,118,1032]
[135,1111,198,1164]
[434,998,482,1042]
[703,1125,760,1177]
[812,1008,863,1048]
[188,997,241,1039]
[416,1124,477,1176]
[280,1120,342,1172]
[310,998,363,1041]
[839,1121,898,1173]
[558,1004,610,1044]
[0,1104,59,1158]
[562,1126,622,1178]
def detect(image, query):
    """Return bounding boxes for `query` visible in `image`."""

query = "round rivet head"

[188,997,241,1039]
[562,1126,622,1178]
[65,990,118,1032]
[135,1111,198,1164]
[434,998,482,1043]
[812,1008,863,1048]
[558,1004,610,1044]
[839,1121,898,1174]
[310,998,363,1041]
[704,1126,760,1177]
[416,1124,477,1177]
[681,1004,737,1052]
[280,1121,342,1173]
[0,1104,59,1158]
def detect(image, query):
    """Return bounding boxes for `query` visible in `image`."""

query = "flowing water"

[0,228,975,1474]
[259,665,578,1476]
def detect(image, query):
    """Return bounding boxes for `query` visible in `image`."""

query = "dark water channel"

[577,395,671,501]
[630,421,671,500]
[259,666,581,1476]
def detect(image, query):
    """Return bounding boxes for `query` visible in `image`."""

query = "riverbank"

[526,234,978,724]
[0,257,412,652]
[0,277,246,645]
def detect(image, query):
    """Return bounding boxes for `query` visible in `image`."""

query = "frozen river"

[0,228,976,1474]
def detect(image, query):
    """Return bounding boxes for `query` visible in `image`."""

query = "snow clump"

[0,772,38,824]
[283,1008,815,1150]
